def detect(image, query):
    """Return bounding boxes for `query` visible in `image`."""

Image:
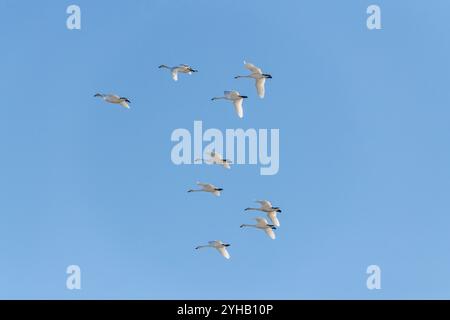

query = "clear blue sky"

[1,0,450,299]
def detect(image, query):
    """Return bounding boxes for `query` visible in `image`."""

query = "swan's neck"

[196,245,212,249]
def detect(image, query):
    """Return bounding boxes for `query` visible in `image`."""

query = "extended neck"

[195,245,212,249]
[240,224,257,228]
[245,208,261,211]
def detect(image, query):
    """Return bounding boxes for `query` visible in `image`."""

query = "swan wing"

[224,91,233,98]
[105,94,120,103]
[211,151,222,161]
[228,91,240,99]
[256,78,266,98]
[171,69,179,81]
[265,227,276,240]
[196,182,210,187]
[244,61,262,74]
[257,200,272,209]
[217,247,230,259]
[233,98,244,118]
[255,217,268,227]
[204,184,216,191]
[119,101,130,109]
[268,211,280,227]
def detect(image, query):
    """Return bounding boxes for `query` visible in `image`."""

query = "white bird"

[240,217,277,240]
[235,61,272,98]
[245,200,282,227]
[188,182,223,196]
[211,91,248,118]
[195,240,231,259]
[196,151,232,169]
[94,93,131,109]
[158,64,198,81]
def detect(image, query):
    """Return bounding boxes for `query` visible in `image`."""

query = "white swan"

[245,200,282,227]
[188,182,223,196]
[158,64,198,81]
[196,151,232,169]
[211,91,248,118]
[94,93,130,109]
[240,217,277,240]
[235,61,272,98]
[195,240,231,259]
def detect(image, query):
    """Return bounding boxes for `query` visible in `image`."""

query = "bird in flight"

[196,151,232,169]
[158,64,198,81]
[195,240,231,259]
[94,93,131,109]
[188,182,223,197]
[235,61,272,98]
[211,91,248,118]
[240,217,277,240]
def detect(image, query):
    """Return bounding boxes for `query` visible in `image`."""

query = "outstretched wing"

[171,69,179,81]
[211,151,223,161]
[255,217,268,227]
[119,101,130,109]
[255,78,266,98]
[233,98,244,118]
[108,94,121,100]
[224,91,233,98]
[267,211,280,227]
[244,61,262,74]
[217,247,230,259]
[257,200,272,209]
[265,227,276,240]
[196,182,210,188]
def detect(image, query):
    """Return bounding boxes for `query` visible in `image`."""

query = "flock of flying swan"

[93,61,279,260]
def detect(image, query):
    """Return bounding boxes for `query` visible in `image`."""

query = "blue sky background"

[1,0,450,299]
